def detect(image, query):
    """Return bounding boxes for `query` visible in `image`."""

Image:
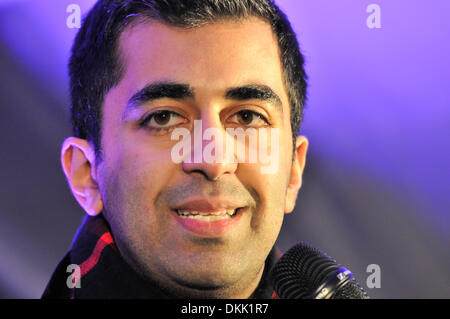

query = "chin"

[172,263,244,290]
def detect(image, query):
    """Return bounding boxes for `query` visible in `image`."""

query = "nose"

[182,118,238,181]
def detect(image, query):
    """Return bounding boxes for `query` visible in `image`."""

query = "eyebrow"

[225,84,283,115]
[125,81,283,116]
[127,82,194,109]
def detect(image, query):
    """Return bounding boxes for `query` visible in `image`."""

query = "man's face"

[97,17,300,297]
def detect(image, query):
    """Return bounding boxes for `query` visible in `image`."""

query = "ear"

[284,135,308,214]
[61,137,103,216]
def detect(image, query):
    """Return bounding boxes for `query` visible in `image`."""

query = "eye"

[140,110,186,130]
[228,110,270,127]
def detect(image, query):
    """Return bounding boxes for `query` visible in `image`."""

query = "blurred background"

[0,0,448,298]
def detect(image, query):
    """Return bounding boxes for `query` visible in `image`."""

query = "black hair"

[69,0,307,161]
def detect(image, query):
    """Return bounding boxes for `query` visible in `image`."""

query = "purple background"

[0,0,448,298]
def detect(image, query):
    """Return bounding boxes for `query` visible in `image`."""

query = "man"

[43,0,308,299]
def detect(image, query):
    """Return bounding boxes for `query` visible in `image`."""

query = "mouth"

[175,208,239,221]
[172,207,245,238]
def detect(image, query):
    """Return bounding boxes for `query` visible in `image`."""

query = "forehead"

[114,17,289,113]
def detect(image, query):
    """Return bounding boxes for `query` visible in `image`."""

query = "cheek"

[247,131,292,232]
[98,145,176,235]
[252,129,292,204]
[238,158,290,233]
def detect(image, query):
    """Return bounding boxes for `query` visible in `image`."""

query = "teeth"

[176,209,237,220]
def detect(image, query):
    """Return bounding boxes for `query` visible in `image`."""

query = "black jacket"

[42,214,279,299]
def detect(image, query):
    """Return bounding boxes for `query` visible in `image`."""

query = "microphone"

[269,242,369,299]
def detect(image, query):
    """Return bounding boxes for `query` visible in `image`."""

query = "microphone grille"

[333,277,369,299]
[270,242,368,299]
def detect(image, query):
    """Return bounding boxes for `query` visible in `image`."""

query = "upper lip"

[173,198,244,212]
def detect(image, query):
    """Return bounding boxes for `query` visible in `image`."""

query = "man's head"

[61,0,308,298]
